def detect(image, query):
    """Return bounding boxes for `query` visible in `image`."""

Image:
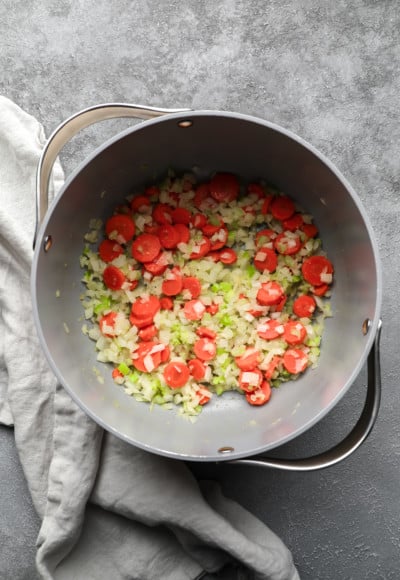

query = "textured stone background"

[1,1,399,578]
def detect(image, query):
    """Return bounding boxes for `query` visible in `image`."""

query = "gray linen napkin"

[0,95,300,580]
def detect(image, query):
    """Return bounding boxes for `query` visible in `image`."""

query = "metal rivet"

[218,446,235,454]
[178,120,193,128]
[362,318,371,335]
[44,235,52,252]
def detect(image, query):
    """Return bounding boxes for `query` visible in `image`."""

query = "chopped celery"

[117,362,130,376]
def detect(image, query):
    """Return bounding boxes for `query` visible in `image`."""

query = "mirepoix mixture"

[80,171,333,417]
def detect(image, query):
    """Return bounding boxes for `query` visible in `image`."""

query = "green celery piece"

[117,362,130,376]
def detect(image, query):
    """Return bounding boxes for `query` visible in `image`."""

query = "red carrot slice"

[239,369,263,393]
[158,224,181,249]
[283,213,303,231]
[174,223,190,244]
[256,281,285,306]
[264,356,282,380]
[99,239,123,263]
[153,203,173,225]
[105,215,136,243]
[163,361,190,388]
[99,311,118,337]
[143,251,169,276]
[190,236,211,259]
[283,320,307,345]
[188,358,207,381]
[193,338,217,361]
[131,234,161,263]
[103,265,126,290]
[183,300,206,321]
[270,195,295,221]
[302,223,318,238]
[283,349,308,374]
[131,195,151,213]
[132,341,164,372]
[196,326,217,340]
[302,255,333,286]
[219,248,237,264]
[245,380,272,405]
[162,269,183,296]
[254,247,278,272]
[131,295,161,319]
[235,348,261,371]
[261,195,274,215]
[274,233,302,255]
[171,207,192,225]
[182,276,202,299]
[256,319,285,340]
[160,296,174,310]
[138,324,157,341]
[293,295,316,318]
[209,173,240,203]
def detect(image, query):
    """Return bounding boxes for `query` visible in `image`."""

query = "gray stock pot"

[31,104,382,470]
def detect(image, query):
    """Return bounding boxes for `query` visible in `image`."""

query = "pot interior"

[32,111,381,461]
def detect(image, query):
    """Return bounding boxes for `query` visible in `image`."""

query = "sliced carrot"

[163,361,190,388]
[245,380,272,405]
[202,219,224,237]
[99,311,118,337]
[103,265,126,290]
[254,247,278,273]
[256,281,285,306]
[283,348,308,374]
[161,344,170,363]
[274,233,302,255]
[144,222,160,235]
[261,195,274,215]
[174,223,190,244]
[209,226,228,251]
[273,294,287,313]
[196,326,217,340]
[158,224,181,249]
[193,338,217,361]
[219,248,237,264]
[131,233,161,263]
[171,207,191,225]
[302,223,318,238]
[182,276,202,299]
[194,183,215,210]
[112,368,124,380]
[191,213,207,229]
[283,320,307,345]
[131,195,151,213]
[188,358,206,381]
[196,386,212,405]
[235,348,261,371]
[162,269,183,296]
[129,312,155,329]
[190,236,211,259]
[207,251,222,262]
[302,255,333,286]
[255,228,276,245]
[143,251,169,276]
[160,296,174,310]
[312,283,329,296]
[131,295,161,319]
[183,299,206,321]
[132,341,163,372]
[270,195,295,221]
[209,173,240,203]
[138,324,157,341]
[293,295,316,318]
[264,356,282,380]
[129,280,139,291]
[152,203,173,225]
[105,215,136,244]
[239,368,263,393]
[98,239,123,263]
[206,302,219,315]
[256,319,285,340]
[283,213,303,231]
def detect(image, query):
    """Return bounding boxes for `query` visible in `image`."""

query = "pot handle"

[34,102,191,248]
[229,319,382,471]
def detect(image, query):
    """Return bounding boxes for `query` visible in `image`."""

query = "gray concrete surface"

[1,1,399,578]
